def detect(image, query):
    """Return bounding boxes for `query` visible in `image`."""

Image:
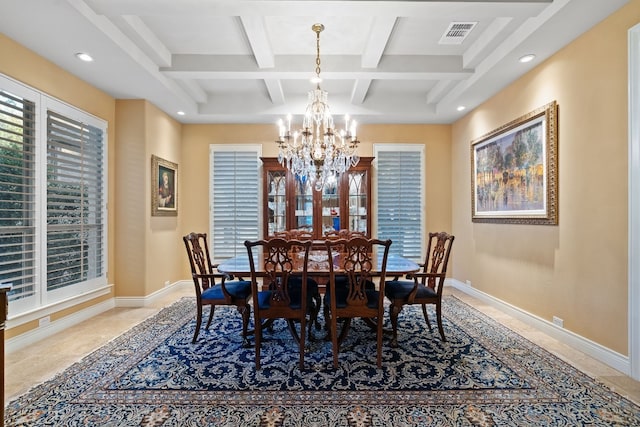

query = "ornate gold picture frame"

[152,155,178,217]
[471,101,558,225]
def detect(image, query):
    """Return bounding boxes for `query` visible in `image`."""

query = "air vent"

[439,22,477,45]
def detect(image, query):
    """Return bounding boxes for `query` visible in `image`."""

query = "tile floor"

[4,286,640,406]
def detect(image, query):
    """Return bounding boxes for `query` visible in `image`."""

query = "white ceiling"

[0,0,629,125]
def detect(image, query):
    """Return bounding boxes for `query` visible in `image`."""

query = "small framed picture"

[152,155,178,216]
[471,101,558,225]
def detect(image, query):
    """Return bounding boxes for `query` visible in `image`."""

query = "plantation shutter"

[46,110,104,291]
[210,147,260,261]
[375,147,424,260]
[0,90,37,302]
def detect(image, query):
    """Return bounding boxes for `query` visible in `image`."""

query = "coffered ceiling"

[0,0,629,124]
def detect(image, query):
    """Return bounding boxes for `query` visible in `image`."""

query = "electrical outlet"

[39,316,50,327]
[552,316,564,328]
[164,280,171,287]
[465,280,472,286]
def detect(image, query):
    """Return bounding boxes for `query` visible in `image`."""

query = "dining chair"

[245,238,313,370]
[183,232,252,345]
[324,229,366,239]
[384,231,454,347]
[324,237,392,368]
[321,230,371,325]
[274,229,314,240]
[268,230,321,335]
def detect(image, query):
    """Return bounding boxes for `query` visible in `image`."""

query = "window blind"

[375,147,424,260]
[46,110,104,291]
[210,148,259,261]
[0,90,37,301]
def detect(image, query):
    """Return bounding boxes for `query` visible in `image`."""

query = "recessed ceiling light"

[457,105,466,112]
[177,111,185,116]
[519,54,536,63]
[75,52,93,62]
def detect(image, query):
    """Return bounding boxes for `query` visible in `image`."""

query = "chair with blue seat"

[182,232,252,346]
[267,232,322,337]
[324,237,392,368]
[385,231,454,347]
[245,238,313,370]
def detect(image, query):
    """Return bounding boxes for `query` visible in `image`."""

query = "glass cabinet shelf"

[261,157,372,239]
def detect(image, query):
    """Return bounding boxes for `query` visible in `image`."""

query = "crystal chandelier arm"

[274,23,360,191]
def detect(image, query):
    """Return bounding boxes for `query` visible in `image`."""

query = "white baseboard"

[5,280,191,354]
[6,298,115,354]
[114,280,191,307]
[449,279,631,376]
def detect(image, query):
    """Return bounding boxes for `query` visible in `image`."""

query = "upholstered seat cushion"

[257,278,318,310]
[324,286,380,309]
[384,280,437,300]
[288,277,319,305]
[201,280,251,301]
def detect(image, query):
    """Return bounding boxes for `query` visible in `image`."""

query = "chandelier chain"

[275,23,360,191]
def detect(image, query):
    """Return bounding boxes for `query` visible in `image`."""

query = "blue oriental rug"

[6,296,640,426]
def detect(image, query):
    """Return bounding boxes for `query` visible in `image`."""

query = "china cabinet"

[261,157,372,239]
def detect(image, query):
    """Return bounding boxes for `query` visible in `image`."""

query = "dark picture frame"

[471,101,558,225]
[152,155,178,216]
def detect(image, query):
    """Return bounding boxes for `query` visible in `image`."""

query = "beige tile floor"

[4,286,640,407]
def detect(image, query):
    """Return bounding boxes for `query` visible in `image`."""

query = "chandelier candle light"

[276,23,360,191]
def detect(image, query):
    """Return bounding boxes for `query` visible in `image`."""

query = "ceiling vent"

[439,22,477,45]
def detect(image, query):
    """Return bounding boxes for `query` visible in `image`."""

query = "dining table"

[217,244,420,282]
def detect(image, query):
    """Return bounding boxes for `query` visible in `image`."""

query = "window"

[0,75,107,317]
[209,145,260,261]
[374,144,425,261]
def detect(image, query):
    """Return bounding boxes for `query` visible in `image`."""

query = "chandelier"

[276,23,360,191]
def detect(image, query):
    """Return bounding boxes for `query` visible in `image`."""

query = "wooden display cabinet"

[261,157,372,239]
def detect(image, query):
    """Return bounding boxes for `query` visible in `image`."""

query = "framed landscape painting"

[152,155,178,216]
[471,101,558,225]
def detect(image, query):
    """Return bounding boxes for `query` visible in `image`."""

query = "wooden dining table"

[217,244,420,281]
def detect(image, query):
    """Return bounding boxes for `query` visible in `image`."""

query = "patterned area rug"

[6,296,640,426]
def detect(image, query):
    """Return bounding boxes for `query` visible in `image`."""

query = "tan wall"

[146,103,183,294]
[179,123,452,276]
[115,100,182,297]
[0,34,116,338]
[451,2,639,355]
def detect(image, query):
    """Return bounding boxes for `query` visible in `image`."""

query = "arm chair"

[244,238,313,370]
[182,232,252,346]
[324,237,392,368]
[384,231,454,347]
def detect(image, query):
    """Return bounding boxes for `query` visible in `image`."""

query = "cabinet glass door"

[348,170,368,234]
[266,170,287,235]
[294,176,314,232]
[321,177,340,234]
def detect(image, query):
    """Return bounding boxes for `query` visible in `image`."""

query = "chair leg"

[286,319,301,343]
[205,305,215,330]
[239,305,251,348]
[376,314,383,368]
[313,293,322,330]
[307,293,320,341]
[331,313,339,369]
[323,303,330,331]
[192,303,203,343]
[254,318,262,370]
[421,304,432,331]
[435,302,446,342]
[337,318,352,347]
[389,302,402,348]
[299,316,306,371]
